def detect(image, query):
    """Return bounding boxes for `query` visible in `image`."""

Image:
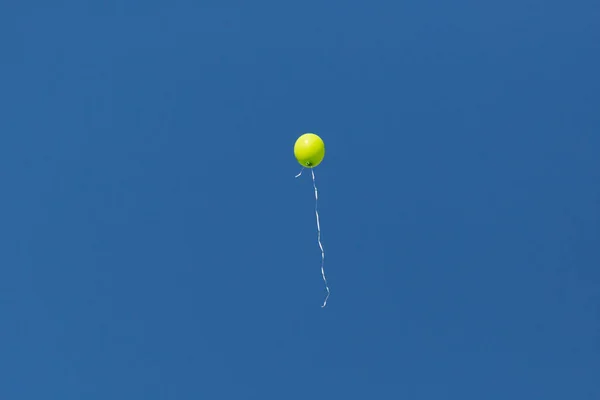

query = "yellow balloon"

[294,133,325,168]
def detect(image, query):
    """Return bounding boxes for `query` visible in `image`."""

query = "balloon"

[293,132,330,307]
[294,133,325,168]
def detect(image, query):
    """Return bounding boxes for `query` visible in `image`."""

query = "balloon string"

[311,168,330,307]
[295,167,304,178]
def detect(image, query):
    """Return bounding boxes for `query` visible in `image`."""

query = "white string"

[311,168,330,308]
[295,166,330,307]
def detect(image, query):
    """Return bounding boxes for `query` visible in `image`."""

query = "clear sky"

[1,1,599,399]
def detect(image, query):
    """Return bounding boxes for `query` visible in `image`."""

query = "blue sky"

[1,1,599,399]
